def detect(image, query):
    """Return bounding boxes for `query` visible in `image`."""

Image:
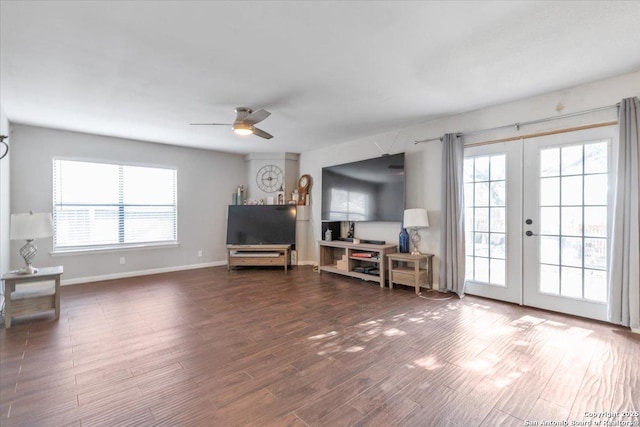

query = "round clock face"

[299,175,308,188]
[256,164,284,193]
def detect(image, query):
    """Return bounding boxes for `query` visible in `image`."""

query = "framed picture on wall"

[276,191,285,205]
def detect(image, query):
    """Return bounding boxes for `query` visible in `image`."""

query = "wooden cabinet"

[387,253,434,295]
[227,244,291,271]
[318,240,397,287]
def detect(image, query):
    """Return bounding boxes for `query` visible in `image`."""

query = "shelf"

[348,256,379,263]
[319,265,381,283]
[318,240,397,288]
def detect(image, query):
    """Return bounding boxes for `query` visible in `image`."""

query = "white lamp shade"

[403,208,429,228]
[10,212,54,240]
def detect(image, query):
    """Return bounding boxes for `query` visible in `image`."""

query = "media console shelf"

[227,244,291,271]
[318,240,397,287]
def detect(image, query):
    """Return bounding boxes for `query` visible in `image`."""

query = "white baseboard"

[62,261,227,286]
[296,260,317,266]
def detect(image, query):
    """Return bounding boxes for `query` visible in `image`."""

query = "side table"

[2,266,64,328]
[387,253,434,295]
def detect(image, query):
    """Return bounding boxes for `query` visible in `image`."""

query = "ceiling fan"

[190,107,273,139]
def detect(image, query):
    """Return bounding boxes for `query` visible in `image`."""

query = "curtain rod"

[413,103,618,145]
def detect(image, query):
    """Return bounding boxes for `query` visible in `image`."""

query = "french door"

[464,126,615,321]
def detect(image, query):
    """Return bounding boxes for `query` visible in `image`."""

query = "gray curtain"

[608,97,640,332]
[439,133,466,296]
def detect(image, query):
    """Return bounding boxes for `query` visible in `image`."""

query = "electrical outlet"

[198,250,203,257]
[119,257,125,265]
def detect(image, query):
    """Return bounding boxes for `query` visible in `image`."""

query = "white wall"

[9,124,246,283]
[0,107,10,287]
[245,152,299,203]
[300,70,640,288]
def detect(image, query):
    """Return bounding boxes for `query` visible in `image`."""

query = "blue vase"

[399,227,410,253]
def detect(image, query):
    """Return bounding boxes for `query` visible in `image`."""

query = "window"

[53,159,177,251]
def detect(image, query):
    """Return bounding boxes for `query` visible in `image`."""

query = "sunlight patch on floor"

[492,370,525,388]
[413,355,444,370]
[383,328,406,337]
[308,331,338,340]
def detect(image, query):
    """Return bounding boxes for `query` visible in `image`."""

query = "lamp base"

[410,249,421,256]
[16,265,38,275]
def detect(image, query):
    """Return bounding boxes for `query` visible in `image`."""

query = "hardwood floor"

[1,266,638,426]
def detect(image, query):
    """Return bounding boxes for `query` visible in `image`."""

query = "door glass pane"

[540,207,559,235]
[561,266,583,298]
[465,232,474,255]
[490,182,506,206]
[561,145,583,175]
[540,236,559,265]
[490,207,506,233]
[466,256,474,279]
[475,182,489,206]
[584,174,607,205]
[540,264,560,295]
[474,208,489,232]
[540,148,560,177]
[475,257,489,282]
[490,233,506,259]
[464,184,474,205]
[474,232,489,257]
[584,142,607,174]
[464,159,475,182]
[584,269,607,302]
[490,259,505,285]
[561,176,583,205]
[490,156,506,180]
[474,157,490,181]
[561,207,582,236]
[561,237,583,267]
[540,177,560,206]
[584,238,607,269]
[584,207,606,237]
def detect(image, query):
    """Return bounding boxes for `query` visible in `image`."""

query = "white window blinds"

[53,159,177,250]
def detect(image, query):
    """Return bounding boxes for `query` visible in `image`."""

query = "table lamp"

[403,208,429,255]
[10,212,54,274]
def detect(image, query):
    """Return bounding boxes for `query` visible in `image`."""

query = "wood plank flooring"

[1,266,638,426]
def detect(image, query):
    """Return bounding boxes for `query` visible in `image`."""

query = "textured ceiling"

[1,1,639,154]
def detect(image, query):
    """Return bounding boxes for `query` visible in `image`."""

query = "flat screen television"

[226,205,297,248]
[321,153,405,222]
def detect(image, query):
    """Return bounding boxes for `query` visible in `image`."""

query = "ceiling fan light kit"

[233,122,254,136]
[191,107,273,139]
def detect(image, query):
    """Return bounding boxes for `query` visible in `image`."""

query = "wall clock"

[298,174,311,205]
[256,164,284,193]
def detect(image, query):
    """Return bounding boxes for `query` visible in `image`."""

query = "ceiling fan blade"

[253,127,273,139]
[189,123,231,126]
[245,109,271,125]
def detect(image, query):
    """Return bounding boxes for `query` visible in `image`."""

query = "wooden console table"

[387,253,434,295]
[2,266,63,328]
[227,244,291,271]
[318,240,397,288]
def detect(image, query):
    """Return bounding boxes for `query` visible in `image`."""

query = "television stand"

[227,244,291,271]
[318,240,397,287]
